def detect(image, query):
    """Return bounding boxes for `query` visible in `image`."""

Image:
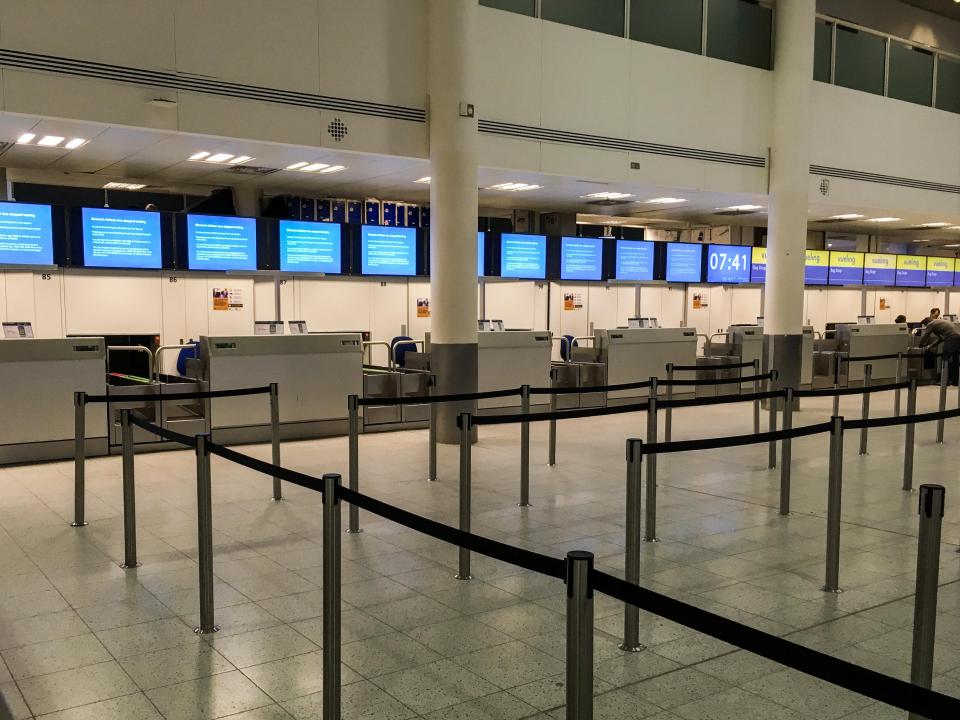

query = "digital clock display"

[706,245,751,284]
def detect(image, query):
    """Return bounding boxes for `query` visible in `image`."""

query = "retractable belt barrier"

[118,408,960,720]
[356,387,521,406]
[82,385,272,403]
[838,353,904,364]
[659,372,774,387]
[529,379,653,395]
[668,360,755,372]
[640,421,833,456]
[795,380,910,399]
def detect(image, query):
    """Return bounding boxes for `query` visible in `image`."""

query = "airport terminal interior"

[3,0,960,718]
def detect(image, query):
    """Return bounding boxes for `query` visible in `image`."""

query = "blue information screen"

[361,226,417,276]
[615,240,655,281]
[665,243,703,283]
[805,250,829,286]
[895,255,927,288]
[827,251,864,286]
[706,245,751,284]
[926,258,954,287]
[279,220,341,273]
[81,208,162,269]
[560,237,603,281]
[501,234,547,279]
[863,253,897,287]
[0,202,54,266]
[478,231,485,276]
[187,215,257,271]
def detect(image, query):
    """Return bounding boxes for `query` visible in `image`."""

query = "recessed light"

[286,162,309,170]
[867,217,902,223]
[37,135,65,147]
[103,182,147,190]
[206,153,234,163]
[720,204,764,212]
[319,165,346,174]
[825,213,865,221]
[64,138,86,149]
[228,155,252,164]
[944,244,960,248]
[189,151,211,161]
[918,222,951,228]
[301,163,330,172]
[644,197,687,204]
[581,192,633,201]
[415,177,432,184]
[16,133,35,144]
[487,182,542,192]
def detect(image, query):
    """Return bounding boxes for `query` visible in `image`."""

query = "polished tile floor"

[1,386,959,719]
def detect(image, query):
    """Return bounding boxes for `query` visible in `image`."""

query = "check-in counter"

[0,338,107,464]
[729,326,764,370]
[199,334,363,441]
[594,327,698,401]
[477,331,552,410]
[834,323,910,383]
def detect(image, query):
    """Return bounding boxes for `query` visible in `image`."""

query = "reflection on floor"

[0,387,958,719]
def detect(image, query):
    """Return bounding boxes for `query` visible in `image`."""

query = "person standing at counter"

[895,314,907,324]
[921,317,960,385]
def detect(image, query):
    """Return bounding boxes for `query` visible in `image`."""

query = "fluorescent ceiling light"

[487,182,542,192]
[188,151,210,161]
[825,213,865,221]
[37,135,65,147]
[228,155,252,164]
[644,197,687,204]
[415,177,431,184]
[300,163,330,172]
[319,165,345,174]
[103,182,147,190]
[16,133,35,144]
[286,162,308,170]
[64,138,86,149]
[867,217,902,223]
[721,204,764,212]
[918,222,951,228]
[206,153,234,163]
[581,191,633,201]
[944,244,960,248]
[948,226,960,231]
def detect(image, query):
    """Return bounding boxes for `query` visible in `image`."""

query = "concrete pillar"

[763,0,816,389]
[0,168,10,201]
[428,0,480,443]
[232,185,262,217]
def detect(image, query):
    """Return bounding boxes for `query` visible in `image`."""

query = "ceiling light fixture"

[286,162,309,170]
[206,153,234,163]
[319,165,346,174]
[487,182,542,192]
[64,138,86,150]
[720,204,764,212]
[285,162,347,174]
[643,197,687,204]
[103,182,147,190]
[187,152,254,165]
[825,213,865,221]
[16,133,35,144]
[36,135,65,147]
[189,151,211,161]
[581,191,633,201]
[414,177,432,184]
[228,155,252,165]
[918,222,952,228]
[948,226,960,231]
[867,217,902,223]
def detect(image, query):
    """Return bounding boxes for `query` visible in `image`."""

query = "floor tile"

[341,632,442,679]
[145,670,274,720]
[119,641,233,690]
[241,651,361,702]
[209,625,318,669]
[371,658,499,714]
[1,633,111,680]
[17,660,138,716]
[31,692,163,720]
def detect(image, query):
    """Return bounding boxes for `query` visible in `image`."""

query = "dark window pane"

[706,0,772,70]
[834,26,885,95]
[630,0,703,55]
[936,55,960,113]
[888,43,933,105]
[480,0,536,16]
[541,0,625,37]
[814,19,832,82]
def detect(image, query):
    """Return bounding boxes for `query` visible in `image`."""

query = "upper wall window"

[541,0,626,38]
[630,0,703,55]
[888,43,934,106]
[813,19,833,83]
[705,0,772,70]
[480,0,536,16]
[936,55,960,114]
[834,26,885,96]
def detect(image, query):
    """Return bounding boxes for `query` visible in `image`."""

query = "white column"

[428,0,480,442]
[764,0,816,385]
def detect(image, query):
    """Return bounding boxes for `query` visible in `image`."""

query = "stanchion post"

[194,434,218,634]
[72,391,88,527]
[909,484,945,720]
[548,369,558,467]
[269,383,282,501]
[767,373,778,470]
[903,378,918,492]
[347,395,361,533]
[859,364,871,455]
[119,410,140,569]
[779,388,794,516]
[456,412,472,580]
[823,416,844,594]
[895,352,903,417]
[427,374,438,482]
[565,551,594,720]
[322,473,342,720]
[664,363,674,442]
[620,439,644,653]
[937,360,948,444]
[752,359,761,435]
[519,385,531,507]
[644,381,660,544]
[832,357,841,418]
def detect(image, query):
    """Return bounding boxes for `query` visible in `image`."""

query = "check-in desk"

[199,334,363,442]
[729,326,764,370]
[834,324,910,383]
[0,338,107,464]
[477,331,552,410]
[594,328,698,401]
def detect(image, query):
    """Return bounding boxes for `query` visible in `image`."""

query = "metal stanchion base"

[346,529,363,535]
[517,503,532,508]
[454,574,472,581]
[642,537,660,544]
[120,562,142,570]
[618,642,645,653]
[194,625,220,635]
[821,587,843,594]
[70,521,88,528]
[270,497,284,503]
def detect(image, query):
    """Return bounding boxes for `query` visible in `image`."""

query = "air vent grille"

[811,165,960,195]
[224,165,279,176]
